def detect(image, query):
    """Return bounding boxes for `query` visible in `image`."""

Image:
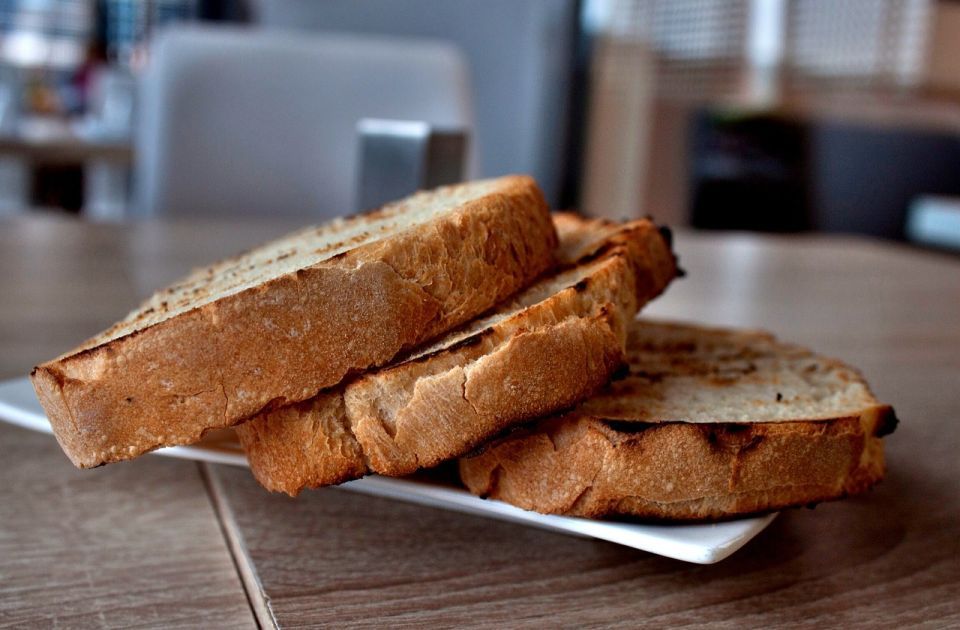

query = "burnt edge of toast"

[391,327,497,370]
[460,419,547,459]
[559,218,667,270]
[598,411,897,438]
[875,406,899,437]
[639,216,683,278]
[658,225,686,278]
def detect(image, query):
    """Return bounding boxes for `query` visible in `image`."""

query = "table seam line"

[198,461,277,630]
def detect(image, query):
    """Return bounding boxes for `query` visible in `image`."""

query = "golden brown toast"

[33,176,557,468]
[459,320,897,521]
[236,214,677,494]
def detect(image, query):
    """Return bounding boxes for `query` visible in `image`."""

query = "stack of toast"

[32,176,896,522]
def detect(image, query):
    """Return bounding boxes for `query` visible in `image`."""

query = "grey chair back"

[134,26,474,218]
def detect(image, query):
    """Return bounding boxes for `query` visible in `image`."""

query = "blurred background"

[0,0,958,250]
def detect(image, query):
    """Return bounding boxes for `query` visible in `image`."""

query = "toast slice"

[459,320,897,521]
[32,176,557,468]
[236,214,677,495]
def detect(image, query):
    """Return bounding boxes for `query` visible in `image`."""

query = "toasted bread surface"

[459,320,896,520]
[237,214,677,494]
[33,176,556,467]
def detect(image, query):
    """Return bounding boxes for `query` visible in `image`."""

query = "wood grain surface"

[0,426,256,629]
[0,215,287,629]
[1,214,958,628]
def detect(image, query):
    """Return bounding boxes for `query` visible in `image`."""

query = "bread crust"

[459,408,893,521]
[237,216,677,495]
[33,176,556,468]
[348,307,625,476]
[235,394,367,492]
[458,320,897,521]
[239,310,625,494]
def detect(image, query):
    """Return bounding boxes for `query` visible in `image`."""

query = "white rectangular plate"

[0,376,775,564]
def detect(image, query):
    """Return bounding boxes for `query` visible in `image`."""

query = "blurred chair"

[248,0,580,207]
[134,26,474,218]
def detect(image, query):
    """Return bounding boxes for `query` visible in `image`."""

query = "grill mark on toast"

[562,237,631,268]
[398,326,495,367]
[601,420,656,435]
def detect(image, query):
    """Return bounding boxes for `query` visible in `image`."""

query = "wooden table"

[1,214,958,628]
